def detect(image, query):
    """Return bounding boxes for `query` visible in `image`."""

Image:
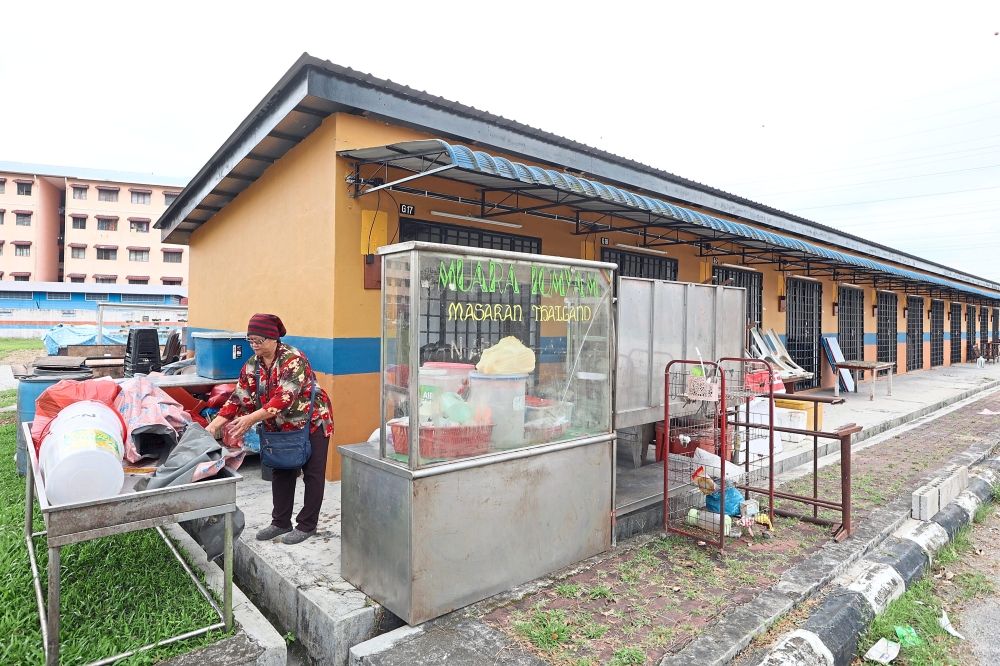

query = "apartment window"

[162,278,182,286]
[85,293,110,301]
[70,247,86,259]
[0,180,4,194]
[97,187,118,202]
[127,278,149,285]
[164,192,178,206]
[0,291,24,299]
[72,186,88,200]
[69,277,85,283]
[130,190,151,205]
[71,216,86,229]
[13,275,29,282]
[97,248,117,260]
[0,244,3,256]
[163,250,183,263]
[47,292,71,301]
[122,294,164,304]
[0,211,4,224]
[97,217,118,231]
[129,249,149,262]
[17,182,32,196]
[129,219,150,233]
[15,213,31,226]
[15,245,30,257]
[95,277,116,284]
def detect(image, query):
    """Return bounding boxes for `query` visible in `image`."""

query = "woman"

[207,314,334,545]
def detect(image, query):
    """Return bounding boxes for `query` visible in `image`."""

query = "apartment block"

[0,162,189,285]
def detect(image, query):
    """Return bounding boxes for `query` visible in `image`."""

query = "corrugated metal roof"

[157,53,999,293]
[342,139,1000,301]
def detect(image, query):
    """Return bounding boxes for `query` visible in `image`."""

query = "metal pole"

[224,512,233,631]
[812,406,819,520]
[46,546,60,666]
[841,431,853,537]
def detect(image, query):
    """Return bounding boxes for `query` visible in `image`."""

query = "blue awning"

[340,140,999,301]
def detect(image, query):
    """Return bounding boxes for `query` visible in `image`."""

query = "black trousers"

[270,428,329,533]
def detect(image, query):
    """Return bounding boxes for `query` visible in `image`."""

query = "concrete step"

[233,462,402,666]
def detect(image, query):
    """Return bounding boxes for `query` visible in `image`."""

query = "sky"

[2,2,999,281]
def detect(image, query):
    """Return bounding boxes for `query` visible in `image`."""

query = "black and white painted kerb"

[755,462,1000,666]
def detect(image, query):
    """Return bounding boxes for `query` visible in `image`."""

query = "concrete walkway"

[231,361,1000,665]
[0,365,16,391]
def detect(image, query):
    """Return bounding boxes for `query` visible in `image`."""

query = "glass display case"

[342,241,616,626]
[380,243,614,467]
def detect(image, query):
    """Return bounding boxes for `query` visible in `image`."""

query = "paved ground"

[953,507,1000,664]
[0,365,16,390]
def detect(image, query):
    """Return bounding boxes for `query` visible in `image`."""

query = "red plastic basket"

[389,421,493,459]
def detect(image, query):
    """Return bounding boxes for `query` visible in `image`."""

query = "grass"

[0,421,232,664]
[555,583,582,599]
[609,646,646,665]
[859,578,955,665]
[0,337,43,363]
[0,389,15,409]
[512,607,571,651]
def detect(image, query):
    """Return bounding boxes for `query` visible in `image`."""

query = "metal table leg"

[47,546,60,666]
[224,512,233,631]
[869,370,875,401]
[888,367,893,396]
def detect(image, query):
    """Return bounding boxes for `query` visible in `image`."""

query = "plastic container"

[417,368,448,422]
[192,331,252,379]
[422,362,474,395]
[468,372,528,449]
[40,400,126,505]
[15,372,93,477]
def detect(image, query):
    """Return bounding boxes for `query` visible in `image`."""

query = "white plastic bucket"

[469,372,528,449]
[40,401,125,505]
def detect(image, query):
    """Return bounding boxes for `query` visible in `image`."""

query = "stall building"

[156,53,1000,481]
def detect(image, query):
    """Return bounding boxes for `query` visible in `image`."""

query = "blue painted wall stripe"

[187,327,379,376]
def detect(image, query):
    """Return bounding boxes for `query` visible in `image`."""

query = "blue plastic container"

[192,332,252,379]
[15,371,93,476]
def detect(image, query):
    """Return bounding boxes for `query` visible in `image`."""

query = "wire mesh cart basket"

[22,422,238,666]
[662,358,776,552]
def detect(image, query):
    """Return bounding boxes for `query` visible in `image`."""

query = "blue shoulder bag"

[255,361,317,470]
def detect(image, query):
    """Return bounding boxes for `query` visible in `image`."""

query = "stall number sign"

[399,203,415,216]
[233,344,243,360]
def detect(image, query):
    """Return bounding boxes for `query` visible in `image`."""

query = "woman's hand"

[206,416,228,439]
[229,411,264,439]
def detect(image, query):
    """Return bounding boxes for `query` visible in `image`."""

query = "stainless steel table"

[22,422,240,666]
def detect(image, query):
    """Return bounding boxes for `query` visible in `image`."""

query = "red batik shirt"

[219,343,334,436]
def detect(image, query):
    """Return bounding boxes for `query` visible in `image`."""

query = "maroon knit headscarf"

[247,313,286,340]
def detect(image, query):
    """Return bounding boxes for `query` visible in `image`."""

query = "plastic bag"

[206,384,236,409]
[476,336,536,374]
[705,486,745,516]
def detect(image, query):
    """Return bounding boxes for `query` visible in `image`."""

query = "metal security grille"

[602,248,677,281]
[968,306,978,359]
[907,296,924,371]
[400,219,542,364]
[714,266,764,328]
[837,286,864,362]
[786,278,822,389]
[950,303,962,363]
[994,308,999,342]
[981,307,990,348]
[930,300,944,367]
[877,292,898,365]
